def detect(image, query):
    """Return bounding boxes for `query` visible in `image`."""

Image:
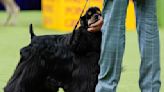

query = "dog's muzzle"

[88,14,101,26]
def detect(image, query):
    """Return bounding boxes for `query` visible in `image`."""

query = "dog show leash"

[73,0,89,31]
[70,0,89,44]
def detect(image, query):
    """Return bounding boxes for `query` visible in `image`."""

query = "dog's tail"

[29,24,35,39]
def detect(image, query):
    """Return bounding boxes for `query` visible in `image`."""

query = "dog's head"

[70,7,102,54]
[80,7,101,27]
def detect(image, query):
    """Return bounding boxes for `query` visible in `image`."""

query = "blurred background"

[0,0,163,92]
[0,0,41,10]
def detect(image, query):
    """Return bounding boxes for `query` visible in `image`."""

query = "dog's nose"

[94,14,99,20]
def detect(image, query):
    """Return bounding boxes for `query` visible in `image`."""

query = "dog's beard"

[88,14,100,26]
[80,14,101,27]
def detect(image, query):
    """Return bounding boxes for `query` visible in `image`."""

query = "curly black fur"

[4,7,102,92]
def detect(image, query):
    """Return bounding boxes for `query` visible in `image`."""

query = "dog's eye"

[88,12,92,16]
[96,11,101,14]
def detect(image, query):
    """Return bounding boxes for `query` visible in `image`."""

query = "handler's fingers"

[89,17,103,27]
[88,17,103,32]
[88,26,101,32]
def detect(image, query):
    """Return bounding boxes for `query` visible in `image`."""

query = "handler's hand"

[87,16,103,32]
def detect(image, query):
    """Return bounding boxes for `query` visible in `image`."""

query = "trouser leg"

[134,0,161,92]
[95,0,129,92]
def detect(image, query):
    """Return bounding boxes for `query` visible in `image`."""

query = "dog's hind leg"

[4,47,47,92]
[4,47,32,92]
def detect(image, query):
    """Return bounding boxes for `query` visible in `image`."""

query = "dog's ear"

[80,16,87,27]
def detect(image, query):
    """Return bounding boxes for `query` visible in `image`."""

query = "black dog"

[4,7,102,92]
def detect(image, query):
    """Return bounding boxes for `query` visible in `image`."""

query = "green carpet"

[0,11,163,92]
